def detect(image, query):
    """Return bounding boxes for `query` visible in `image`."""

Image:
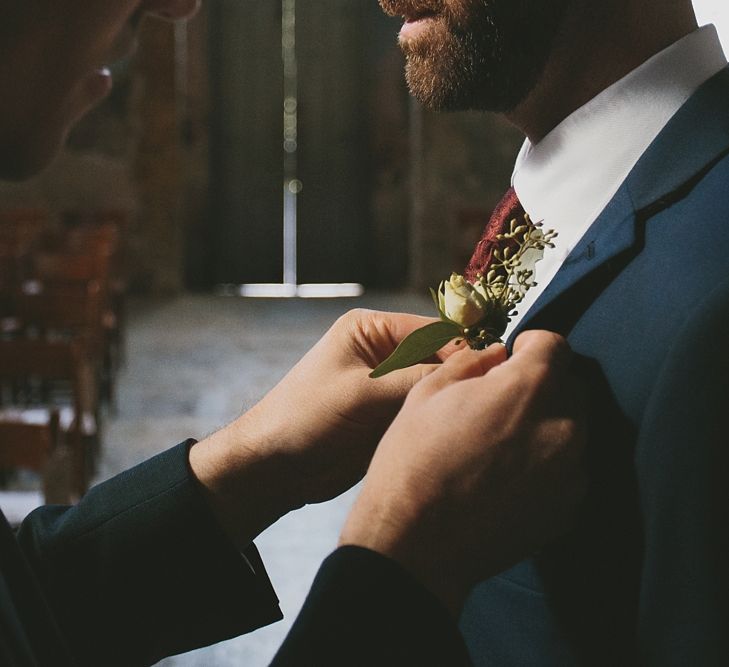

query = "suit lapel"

[510,186,637,340]
[509,65,729,342]
[626,66,729,211]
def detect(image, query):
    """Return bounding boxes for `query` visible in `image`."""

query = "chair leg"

[67,431,88,501]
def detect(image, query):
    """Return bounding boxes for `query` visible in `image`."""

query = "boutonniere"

[370,214,557,378]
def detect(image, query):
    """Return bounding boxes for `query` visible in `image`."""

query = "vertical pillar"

[132,18,183,292]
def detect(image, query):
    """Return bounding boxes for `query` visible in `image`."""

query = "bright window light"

[694,0,729,49]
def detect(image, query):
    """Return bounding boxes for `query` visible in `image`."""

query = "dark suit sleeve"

[635,276,729,665]
[15,440,282,667]
[270,546,472,666]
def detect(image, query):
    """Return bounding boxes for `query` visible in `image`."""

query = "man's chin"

[404,60,487,113]
[404,52,542,115]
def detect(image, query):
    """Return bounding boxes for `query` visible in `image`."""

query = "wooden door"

[208,0,402,286]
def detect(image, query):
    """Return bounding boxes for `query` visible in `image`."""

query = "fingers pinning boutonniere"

[370,214,557,378]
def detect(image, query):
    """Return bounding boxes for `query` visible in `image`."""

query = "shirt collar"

[512,25,727,247]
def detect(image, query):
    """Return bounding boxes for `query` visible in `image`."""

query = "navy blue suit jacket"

[1,441,469,666]
[0,441,283,666]
[460,67,729,666]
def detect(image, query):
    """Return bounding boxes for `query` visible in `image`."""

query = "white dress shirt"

[505,24,727,339]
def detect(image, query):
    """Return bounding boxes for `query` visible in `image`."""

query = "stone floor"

[93,291,432,667]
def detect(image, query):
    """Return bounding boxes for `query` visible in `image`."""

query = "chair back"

[32,251,111,285]
[0,411,73,524]
[0,411,59,472]
[12,280,104,348]
[0,338,97,421]
[0,339,94,499]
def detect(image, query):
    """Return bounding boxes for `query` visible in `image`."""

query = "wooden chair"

[0,339,97,499]
[0,208,49,253]
[0,246,21,314]
[28,250,122,405]
[63,220,121,254]
[32,250,112,284]
[12,280,105,357]
[60,215,129,369]
[0,410,75,527]
[5,280,111,426]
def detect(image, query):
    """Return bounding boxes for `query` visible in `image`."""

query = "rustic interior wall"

[407,108,524,290]
[0,8,523,293]
[365,10,412,288]
[131,11,211,292]
[295,0,370,285]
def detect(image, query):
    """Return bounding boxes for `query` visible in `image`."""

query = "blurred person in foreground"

[377,0,729,664]
[0,2,587,666]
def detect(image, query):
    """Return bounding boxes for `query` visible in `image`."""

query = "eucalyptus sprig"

[370,214,556,378]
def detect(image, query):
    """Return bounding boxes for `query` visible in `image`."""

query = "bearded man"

[376,0,729,665]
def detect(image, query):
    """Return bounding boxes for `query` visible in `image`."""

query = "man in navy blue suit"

[0,1,588,665]
[380,0,729,664]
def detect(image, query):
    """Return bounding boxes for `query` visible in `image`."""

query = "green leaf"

[369,321,462,378]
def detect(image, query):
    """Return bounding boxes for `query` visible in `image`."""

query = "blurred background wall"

[0,1,725,294]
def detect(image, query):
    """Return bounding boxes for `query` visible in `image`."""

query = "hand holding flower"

[189,309,453,549]
[371,213,557,377]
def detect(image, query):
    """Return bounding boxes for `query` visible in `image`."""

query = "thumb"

[424,344,508,390]
[369,362,442,402]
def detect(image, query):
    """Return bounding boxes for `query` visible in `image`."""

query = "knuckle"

[519,329,571,361]
[336,308,379,343]
[556,419,584,451]
[444,347,474,367]
[540,331,571,362]
[338,308,370,327]
[434,348,470,377]
[536,418,584,465]
[554,417,582,448]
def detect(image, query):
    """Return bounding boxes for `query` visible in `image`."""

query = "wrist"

[189,412,303,550]
[338,486,469,617]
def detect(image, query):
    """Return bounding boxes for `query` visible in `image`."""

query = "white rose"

[441,273,487,327]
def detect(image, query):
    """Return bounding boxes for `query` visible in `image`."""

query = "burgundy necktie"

[464,187,524,283]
